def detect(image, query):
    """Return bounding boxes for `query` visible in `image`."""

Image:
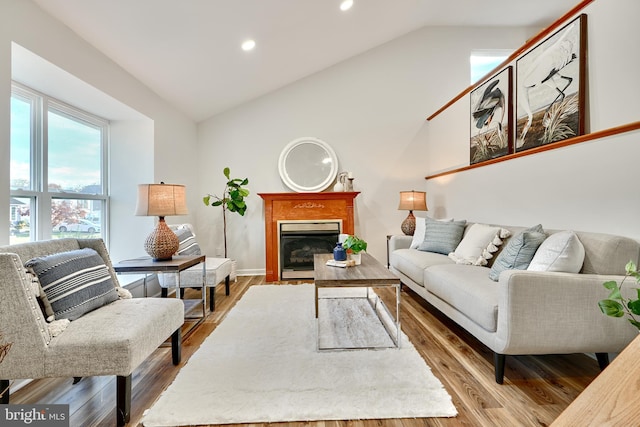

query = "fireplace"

[279,221,341,279]
[259,192,359,281]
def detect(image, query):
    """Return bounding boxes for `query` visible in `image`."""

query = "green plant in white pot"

[343,235,367,265]
[598,260,640,330]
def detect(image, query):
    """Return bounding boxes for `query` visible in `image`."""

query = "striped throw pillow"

[417,217,467,255]
[489,224,547,281]
[25,248,118,321]
[175,227,202,256]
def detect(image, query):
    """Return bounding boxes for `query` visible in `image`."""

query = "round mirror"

[278,137,338,193]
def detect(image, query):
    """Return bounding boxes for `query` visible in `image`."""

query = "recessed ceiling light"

[241,39,256,51]
[340,0,353,11]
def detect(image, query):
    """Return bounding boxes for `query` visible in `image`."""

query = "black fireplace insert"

[279,221,340,279]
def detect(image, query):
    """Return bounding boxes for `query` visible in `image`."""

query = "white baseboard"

[236,268,265,277]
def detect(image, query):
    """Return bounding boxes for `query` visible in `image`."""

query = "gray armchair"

[0,238,184,426]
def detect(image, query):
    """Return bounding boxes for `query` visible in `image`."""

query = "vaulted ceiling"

[32,0,577,122]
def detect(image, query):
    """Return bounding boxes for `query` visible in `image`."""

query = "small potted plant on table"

[343,235,367,265]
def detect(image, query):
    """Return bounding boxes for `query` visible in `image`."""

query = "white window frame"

[10,82,110,243]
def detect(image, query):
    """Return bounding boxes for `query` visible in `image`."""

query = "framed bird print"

[515,14,587,153]
[470,66,513,165]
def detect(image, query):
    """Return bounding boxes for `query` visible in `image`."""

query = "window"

[470,50,512,84]
[9,83,109,244]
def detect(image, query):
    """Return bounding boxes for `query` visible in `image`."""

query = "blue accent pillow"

[489,224,547,281]
[25,248,118,321]
[417,218,466,255]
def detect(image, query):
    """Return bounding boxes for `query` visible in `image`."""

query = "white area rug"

[142,284,457,426]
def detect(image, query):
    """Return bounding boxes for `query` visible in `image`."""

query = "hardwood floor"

[10,275,602,426]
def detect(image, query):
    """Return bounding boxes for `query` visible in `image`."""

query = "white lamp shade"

[398,191,428,211]
[135,183,188,217]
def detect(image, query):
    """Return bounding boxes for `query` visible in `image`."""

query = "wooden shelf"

[423,0,616,180]
[426,0,594,122]
[426,121,640,181]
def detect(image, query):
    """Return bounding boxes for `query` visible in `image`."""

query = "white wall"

[198,0,639,276]
[425,0,640,244]
[0,0,199,262]
[109,119,154,260]
[196,25,536,271]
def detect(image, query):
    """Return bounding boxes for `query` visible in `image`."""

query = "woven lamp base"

[144,218,179,261]
[401,211,416,236]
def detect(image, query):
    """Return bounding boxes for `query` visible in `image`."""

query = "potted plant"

[203,167,250,258]
[598,260,640,330]
[342,235,367,265]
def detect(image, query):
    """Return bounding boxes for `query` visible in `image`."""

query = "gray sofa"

[389,223,640,383]
[0,238,184,426]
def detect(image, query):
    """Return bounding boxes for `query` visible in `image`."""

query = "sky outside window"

[10,97,32,190]
[11,98,104,193]
[47,109,102,193]
[470,51,511,84]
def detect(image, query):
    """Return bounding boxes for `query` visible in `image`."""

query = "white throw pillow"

[448,223,510,266]
[410,217,453,249]
[410,217,426,249]
[527,231,585,273]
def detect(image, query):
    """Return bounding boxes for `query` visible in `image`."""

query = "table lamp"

[398,190,428,236]
[135,182,188,261]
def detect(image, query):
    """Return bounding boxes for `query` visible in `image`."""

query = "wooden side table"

[113,255,207,318]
